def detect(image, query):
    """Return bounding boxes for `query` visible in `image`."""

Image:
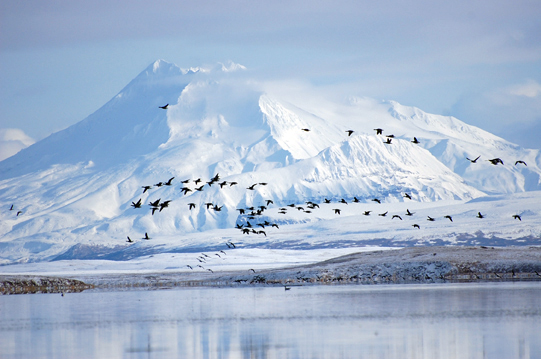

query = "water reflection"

[0,282,540,358]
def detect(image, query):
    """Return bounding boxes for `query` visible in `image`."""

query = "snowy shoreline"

[2,246,540,295]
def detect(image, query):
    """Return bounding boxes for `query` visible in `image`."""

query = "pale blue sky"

[1,0,540,156]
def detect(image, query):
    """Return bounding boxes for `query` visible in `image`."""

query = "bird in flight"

[427,216,435,221]
[513,214,522,221]
[159,104,169,109]
[392,215,402,220]
[379,211,388,217]
[466,156,481,163]
[411,137,420,144]
[384,138,392,144]
[403,193,412,200]
[131,199,142,208]
[405,209,415,216]
[346,130,354,136]
[159,200,171,212]
[333,209,341,214]
[477,212,484,218]
[412,224,420,229]
[142,185,152,193]
[372,198,381,204]
[164,177,174,186]
[374,128,383,135]
[301,128,310,132]
[444,215,453,222]
[515,160,527,166]
[127,236,133,243]
[143,232,151,240]
[188,203,196,210]
[487,158,504,165]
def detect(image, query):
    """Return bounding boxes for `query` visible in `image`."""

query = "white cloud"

[0,128,35,161]
[508,79,541,98]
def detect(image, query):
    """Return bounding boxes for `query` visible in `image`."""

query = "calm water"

[0,282,540,359]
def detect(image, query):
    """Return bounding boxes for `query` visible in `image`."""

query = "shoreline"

[2,246,541,294]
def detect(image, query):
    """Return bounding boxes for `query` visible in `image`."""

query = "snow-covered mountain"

[1,60,540,265]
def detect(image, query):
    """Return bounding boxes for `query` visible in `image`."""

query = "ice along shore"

[3,246,541,295]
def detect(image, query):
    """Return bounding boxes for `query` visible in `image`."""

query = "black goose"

[164,177,174,186]
[466,155,480,163]
[487,158,504,165]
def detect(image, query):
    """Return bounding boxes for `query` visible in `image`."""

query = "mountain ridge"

[1,60,540,264]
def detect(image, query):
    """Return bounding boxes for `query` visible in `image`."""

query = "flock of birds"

[119,110,531,274]
[4,104,531,279]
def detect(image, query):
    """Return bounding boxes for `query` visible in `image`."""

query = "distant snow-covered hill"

[1,60,540,264]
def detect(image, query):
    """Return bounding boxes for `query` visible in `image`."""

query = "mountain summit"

[0,60,540,263]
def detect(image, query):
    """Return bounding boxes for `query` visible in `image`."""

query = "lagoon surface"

[1,282,540,359]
